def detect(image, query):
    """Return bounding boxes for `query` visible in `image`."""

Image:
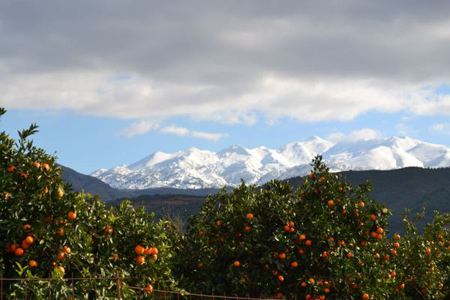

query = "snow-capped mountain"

[91,136,450,189]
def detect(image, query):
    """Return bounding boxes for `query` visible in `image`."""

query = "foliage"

[175,157,450,299]
[0,109,178,299]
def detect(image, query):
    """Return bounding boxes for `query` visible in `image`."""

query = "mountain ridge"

[90,136,450,190]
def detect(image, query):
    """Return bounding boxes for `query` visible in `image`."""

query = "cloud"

[328,129,381,142]
[191,131,228,141]
[160,125,190,136]
[160,125,228,141]
[1,1,450,123]
[429,123,450,134]
[120,120,159,137]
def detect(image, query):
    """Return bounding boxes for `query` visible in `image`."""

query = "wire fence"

[0,275,284,300]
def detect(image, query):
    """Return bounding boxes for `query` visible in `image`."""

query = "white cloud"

[160,125,190,136]
[429,123,450,134]
[328,129,381,142]
[159,125,227,141]
[191,131,228,141]
[120,120,159,137]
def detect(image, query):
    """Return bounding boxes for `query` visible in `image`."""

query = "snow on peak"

[91,136,450,189]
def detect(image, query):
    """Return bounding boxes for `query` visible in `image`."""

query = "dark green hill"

[60,164,450,233]
[287,167,450,233]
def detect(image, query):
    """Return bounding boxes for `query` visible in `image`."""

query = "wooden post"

[116,272,121,299]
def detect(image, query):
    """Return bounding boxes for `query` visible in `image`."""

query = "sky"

[1,1,450,174]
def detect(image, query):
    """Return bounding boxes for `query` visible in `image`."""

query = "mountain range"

[91,136,450,189]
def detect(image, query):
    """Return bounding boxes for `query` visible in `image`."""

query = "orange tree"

[176,156,424,299]
[0,108,179,299]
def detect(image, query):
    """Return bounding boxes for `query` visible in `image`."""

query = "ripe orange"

[246,213,253,219]
[14,247,24,257]
[233,260,240,267]
[216,220,223,226]
[7,165,16,172]
[394,234,401,240]
[425,248,431,255]
[288,221,295,228]
[277,275,284,282]
[347,252,352,258]
[308,278,315,284]
[327,200,335,208]
[136,256,145,264]
[283,225,290,232]
[21,241,31,250]
[290,261,298,268]
[57,252,66,261]
[375,253,380,259]
[135,245,145,255]
[359,201,365,208]
[64,246,71,254]
[384,255,390,261]
[393,242,400,249]
[305,294,311,300]
[399,283,405,289]
[244,225,251,232]
[390,271,396,277]
[299,234,306,240]
[56,228,64,236]
[376,228,383,234]
[68,211,76,220]
[33,162,40,168]
[23,224,32,231]
[298,249,305,255]
[57,266,65,274]
[322,251,328,259]
[278,253,286,260]
[150,247,158,255]
[362,293,370,300]
[29,260,37,268]
[390,249,397,255]
[25,236,34,245]
[305,240,312,246]
[301,281,307,287]
[145,284,153,295]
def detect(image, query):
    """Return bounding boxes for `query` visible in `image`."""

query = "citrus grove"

[0,107,449,299]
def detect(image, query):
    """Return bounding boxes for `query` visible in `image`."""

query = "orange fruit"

[23,224,32,231]
[393,242,400,249]
[68,211,76,220]
[375,253,381,259]
[216,220,223,226]
[290,261,298,268]
[29,260,37,268]
[14,247,24,257]
[64,246,71,254]
[362,293,370,300]
[278,253,286,260]
[390,271,396,277]
[42,163,50,171]
[150,247,158,255]
[322,251,328,259]
[233,260,240,267]
[25,236,34,245]
[283,225,290,232]
[145,284,153,294]
[244,225,251,232]
[246,213,253,219]
[425,248,431,255]
[305,240,312,246]
[56,228,64,236]
[301,281,307,287]
[376,228,383,234]
[288,221,295,228]
[394,234,401,240]
[135,245,145,255]
[57,252,66,261]
[57,266,65,274]
[7,165,16,172]
[299,234,306,240]
[370,214,377,221]
[324,288,330,293]
[384,255,390,261]
[347,252,352,258]
[136,256,145,264]
[308,278,315,284]
[277,275,284,282]
[290,227,295,233]
[359,201,365,208]
[298,249,305,255]
[21,241,31,250]
[327,200,335,208]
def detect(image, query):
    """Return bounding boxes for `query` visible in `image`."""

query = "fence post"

[0,277,3,300]
[116,272,121,300]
